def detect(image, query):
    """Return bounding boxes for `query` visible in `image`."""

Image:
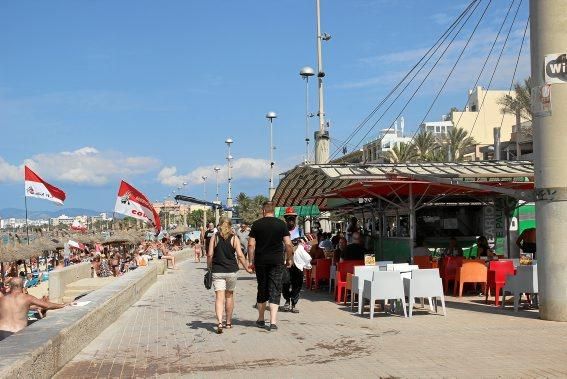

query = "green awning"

[275,205,321,218]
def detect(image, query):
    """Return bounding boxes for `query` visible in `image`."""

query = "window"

[435,126,441,133]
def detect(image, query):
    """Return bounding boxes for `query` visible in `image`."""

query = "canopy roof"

[272,161,534,208]
[325,179,534,200]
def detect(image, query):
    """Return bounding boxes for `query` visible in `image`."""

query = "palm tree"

[498,77,532,122]
[441,127,476,161]
[413,130,438,161]
[384,142,417,163]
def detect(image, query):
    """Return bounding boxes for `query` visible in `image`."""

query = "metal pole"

[409,183,415,264]
[226,142,233,220]
[269,118,274,199]
[203,177,207,228]
[314,0,330,164]
[24,195,30,245]
[515,110,522,160]
[305,76,310,163]
[531,0,567,321]
[214,168,220,226]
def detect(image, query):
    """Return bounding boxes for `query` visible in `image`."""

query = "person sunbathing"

[0,278,65,340]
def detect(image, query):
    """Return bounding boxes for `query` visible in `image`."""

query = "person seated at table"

[516,227,536,258]
[333,237,347,264]
[413,237,430,257]
[308,234,326,260]
[443,237,463,257]
[477,236,495,259]
[340,232,366,261]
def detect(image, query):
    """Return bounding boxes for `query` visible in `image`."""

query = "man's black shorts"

[255,264,284,304]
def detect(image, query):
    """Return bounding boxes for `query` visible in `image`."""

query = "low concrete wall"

[0,248,193,379]
[49,262,91,302]
[0,264,158,378]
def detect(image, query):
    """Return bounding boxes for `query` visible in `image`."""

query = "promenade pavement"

[56,259,567,378]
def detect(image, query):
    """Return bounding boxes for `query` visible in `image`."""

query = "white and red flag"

[24,166,66,205]
[71,219,87,232]
[114,180,161,233]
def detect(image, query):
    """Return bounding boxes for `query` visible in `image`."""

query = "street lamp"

[225,138,234,220]
[202,176,208,228]
[214,167,221,225]
[266,112,277,200]
[300,66,315,163]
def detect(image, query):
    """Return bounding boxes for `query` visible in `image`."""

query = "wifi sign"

[545,53,567,84]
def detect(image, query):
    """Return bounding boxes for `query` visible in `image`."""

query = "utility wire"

[497,7,529,133]
[469,0,522,137]
[406,0,493,145]
[452,0,515,131]
[329,0,479,160]
[348,0,482,154]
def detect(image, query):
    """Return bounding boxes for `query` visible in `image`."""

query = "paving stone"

[55,260,567,378]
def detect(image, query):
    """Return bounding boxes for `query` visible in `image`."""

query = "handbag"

[204,268,213,290]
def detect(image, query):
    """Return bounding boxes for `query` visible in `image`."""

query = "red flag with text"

[114,180,161,233]
[24,166,66,205]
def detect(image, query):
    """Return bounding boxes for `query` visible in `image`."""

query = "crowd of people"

[0,235,191,341]
[204,203,382,334]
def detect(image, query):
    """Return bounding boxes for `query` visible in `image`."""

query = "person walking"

[281,207,304,313]
[235,222,250,257]
[248,202,293,331]
[207,217,252,334]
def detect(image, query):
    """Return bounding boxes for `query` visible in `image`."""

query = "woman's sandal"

[216,323,223,334]
[224,322,232,329]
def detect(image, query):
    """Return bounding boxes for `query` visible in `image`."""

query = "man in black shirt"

[203,223,216,254]
[340,231,367,261]
[248,202,293,331]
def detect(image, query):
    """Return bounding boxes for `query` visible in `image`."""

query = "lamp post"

[202,176,208,228]
[225,138,233,220]
[314,0,331,164]
[266,112,277,200]
[214,167,221,225]
[300,66,315,163]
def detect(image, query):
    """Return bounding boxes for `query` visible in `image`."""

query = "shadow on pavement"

[444,298,540,319]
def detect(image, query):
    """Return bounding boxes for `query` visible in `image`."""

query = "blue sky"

[0,0,530,212]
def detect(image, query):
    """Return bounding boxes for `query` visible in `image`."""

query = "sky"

[0,0,530,212]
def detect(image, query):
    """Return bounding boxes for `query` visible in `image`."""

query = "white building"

[50,214,74,226]
[419,117,453,136]
[362,117,413,162]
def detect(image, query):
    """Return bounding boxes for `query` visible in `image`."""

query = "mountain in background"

[0,208,107,220]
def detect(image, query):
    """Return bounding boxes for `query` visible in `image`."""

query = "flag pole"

[24,194,30,245]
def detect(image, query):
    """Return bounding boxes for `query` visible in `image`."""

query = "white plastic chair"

[329,264,336,294]
[353,269,375,312]
[386,263,410,271]
[361,271,407,319]
[501,265,538,311]
[403,268,446,317]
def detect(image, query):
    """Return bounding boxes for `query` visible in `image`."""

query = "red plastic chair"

[413,255,432,269]
[310,258,331,290]
[440,256,463,294]
[485,260,515,306]
[335,260,364,303]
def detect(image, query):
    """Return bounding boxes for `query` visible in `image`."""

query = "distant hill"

[0,208,106,220]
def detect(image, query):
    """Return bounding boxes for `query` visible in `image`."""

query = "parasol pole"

[24,195,30,245]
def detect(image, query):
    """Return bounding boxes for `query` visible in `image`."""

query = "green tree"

[413,130,438,161]
[498,77,532,122]
[235,192,269,224]
[441,127,476,162]
[187,209,214,228]
[384,142,417,163]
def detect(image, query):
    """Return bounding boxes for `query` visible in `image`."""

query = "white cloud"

[0,157,21,183]
[157,157,275,187]
[0,147,159,185]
